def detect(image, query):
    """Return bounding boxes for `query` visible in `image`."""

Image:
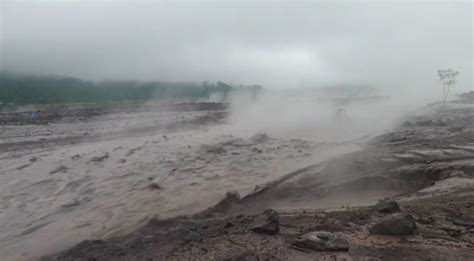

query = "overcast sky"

[0,0,472,92]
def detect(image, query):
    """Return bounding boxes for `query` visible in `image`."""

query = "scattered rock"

[292,231,349,251]
[118,158,126,164]
[29,156,38,163]
[50,165,68,175]
[251,209,279,235]
[372,199,401,213]
[251,147,263,153]
[369,213,417,235]
[71,154,81,160]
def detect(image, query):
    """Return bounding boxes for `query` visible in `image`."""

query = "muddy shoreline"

[44,103,474,260]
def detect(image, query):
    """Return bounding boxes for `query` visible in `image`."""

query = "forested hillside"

[0,73,261,107]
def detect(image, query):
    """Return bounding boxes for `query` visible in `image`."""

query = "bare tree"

[438,69,460,105]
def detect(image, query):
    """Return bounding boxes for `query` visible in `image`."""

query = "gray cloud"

[1,1,472,92]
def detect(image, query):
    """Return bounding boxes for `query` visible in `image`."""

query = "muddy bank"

[50,193,474,261]
[49,104,474,260]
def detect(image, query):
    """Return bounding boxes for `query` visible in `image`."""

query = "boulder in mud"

[292,231,349,251]
[251,209,279,235]
[369,213,417,235]
[372,199,400,214]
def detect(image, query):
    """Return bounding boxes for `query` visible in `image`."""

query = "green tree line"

[0,72,255,106]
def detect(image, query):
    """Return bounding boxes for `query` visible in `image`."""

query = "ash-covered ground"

[1,100,474,260]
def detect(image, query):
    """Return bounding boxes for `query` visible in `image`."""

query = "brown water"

[0,109,362,260]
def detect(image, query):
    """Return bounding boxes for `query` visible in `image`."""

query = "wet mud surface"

[48,104,474,260]
[2,102,474,260]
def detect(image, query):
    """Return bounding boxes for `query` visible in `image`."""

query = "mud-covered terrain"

[49,104,474,260]
[0,102,361,260]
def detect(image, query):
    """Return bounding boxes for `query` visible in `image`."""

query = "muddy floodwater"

[0,103,362,260]
[2,102,474,261]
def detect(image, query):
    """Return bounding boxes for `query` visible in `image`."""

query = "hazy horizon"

[1,1,472,94]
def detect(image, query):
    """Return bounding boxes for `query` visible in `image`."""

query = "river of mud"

[0,102,363,260]
[2,101,473,260]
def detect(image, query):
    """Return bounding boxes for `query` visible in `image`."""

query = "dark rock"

[251,209,279,235]
[369,213,417,235]
[292,231,349,251]
[372,199,401,213]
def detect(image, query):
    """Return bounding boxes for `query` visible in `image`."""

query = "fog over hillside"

[1,0,472,95]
